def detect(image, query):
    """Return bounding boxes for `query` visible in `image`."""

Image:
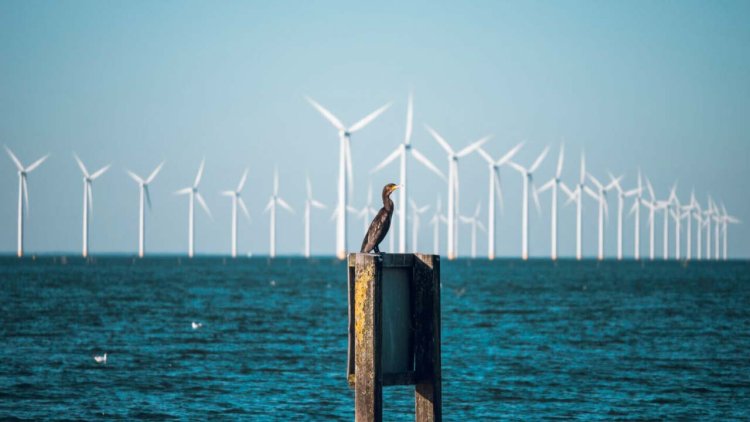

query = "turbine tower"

[692,196,703,260]
[641,178,660,261]
[704,197,713,260]
[586,173,618,261]
[175,160,212,258]
[429,196,444,255]
[610,173,640,260]
[264,167,294,258]
[682,192,697,261]
[408,199,430,252]
[425,125,489,260]
[560,152,586,260]
[509,147,549,260]
[5,147,49,258]
[458,203,485,259]
[126,162,164,258]
[537,145,565,261]
[221,169,250,258]
[306,97,391,259]
[303,175,326,258]
[668,186,683,260]
[73,153,110,258]
[371,93,445,253]
[477,142,524,260]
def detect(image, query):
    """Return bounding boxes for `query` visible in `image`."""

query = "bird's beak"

[392,184,402,193]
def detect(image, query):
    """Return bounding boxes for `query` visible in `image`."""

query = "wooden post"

[354,253,382,422]
[348,253,441,422]
[414,253,441,422]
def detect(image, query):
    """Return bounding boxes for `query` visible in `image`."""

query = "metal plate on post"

[381,267,413,375]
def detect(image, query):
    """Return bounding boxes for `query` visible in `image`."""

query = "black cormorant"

[360,183,400,253]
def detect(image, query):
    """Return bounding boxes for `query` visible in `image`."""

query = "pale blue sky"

[1,1,748,257]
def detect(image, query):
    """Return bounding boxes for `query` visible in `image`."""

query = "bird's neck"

[382,195,394,212]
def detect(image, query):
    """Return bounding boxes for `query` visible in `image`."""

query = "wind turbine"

[408,199,430,252]
[712,200,721,260]
[657,195,671,261]
[458,203,486,259]
[371,93,445,253]
[681,191,697,261]
[4,147,49,258]
[306,97,391,259]
[641,178,661,261]
[536,144,565,261]
[704,197,714,260]
[627,171,644,260]
[175,160,212,258]
[303,175,326,258]
[429,196,444,255]
[73,154,110,258]
[692,196,703,260]
[610,174,640,260]
[560,152,586,260]
[586,173,618,261]
[668,186,683,260]
[719,203,740,260]
[509,147,549,260]
[477,142,524,260]
[221,169,250,258]
[264,167,294,258]
[425,126,489,260]
[126,162,164,258]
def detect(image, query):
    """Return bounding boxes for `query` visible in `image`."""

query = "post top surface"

[348,253,439,268]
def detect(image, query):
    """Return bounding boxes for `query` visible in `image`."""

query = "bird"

[94,353,107,364]
[191,321,202,330]
[360,183,401,253]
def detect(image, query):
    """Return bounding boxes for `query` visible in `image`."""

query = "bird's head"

[382,183,400,198]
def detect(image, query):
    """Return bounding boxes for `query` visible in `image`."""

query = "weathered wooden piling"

[348,253,441,422]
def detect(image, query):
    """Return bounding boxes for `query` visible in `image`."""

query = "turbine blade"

[476,147,494,165]
[126,170,144,184]
[477,220,486,232]
[629,200,638,216]
[457,136,491,158]
[532,182,542,215]
[538,179,555,193]
[146,162,164,184]
[175,187,192,195]
[494,170,504,214]
[507,161,527,175]
[404,93,413,145]
[580,153,586,184]
[277,197,294,213]
[311,199,326,209]
[90,164,110,180]
[4,146,24,171]
[194,159,205,187]
[425,125,454,156]
[305,97,345,131]
[411,148,446,180]
[264,198,274,213]
[237,168,248,192]
[556,144,564,178]
[273,167,279,195]
[238,197,251,221]
[528,146,549,173]
[221,190,234,196]
[145,186,152,209]
[348,102,392,133]
[196,192,212,219]
[496,141,525,166]
[371,147,401,174]
[25,154,49,173]
[587,173,603,191]
[584,186,598,201]
[73,153,89,177]
[559,182,574,199]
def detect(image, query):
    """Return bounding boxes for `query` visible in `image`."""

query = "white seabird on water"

[191,321,203,330]
[94,353,107,364]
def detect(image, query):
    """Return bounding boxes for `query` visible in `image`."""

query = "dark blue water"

[1,257,749,420]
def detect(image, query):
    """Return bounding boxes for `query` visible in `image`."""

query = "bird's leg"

[373,245,380,254]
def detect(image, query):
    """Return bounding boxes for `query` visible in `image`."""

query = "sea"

[1,256,749,420]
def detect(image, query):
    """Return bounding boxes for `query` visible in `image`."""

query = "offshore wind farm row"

[4,94,741,261]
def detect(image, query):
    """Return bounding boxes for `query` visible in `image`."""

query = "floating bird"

[360,183,400,253]
[191,321,202,330]
[93,353,107,364]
